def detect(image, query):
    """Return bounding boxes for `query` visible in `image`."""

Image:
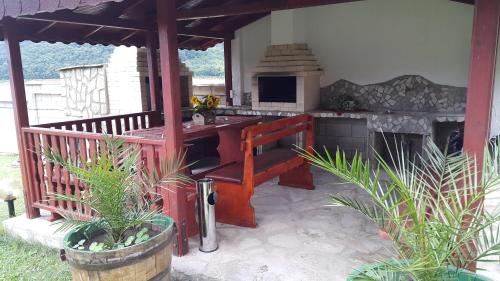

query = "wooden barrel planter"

[61,216,174,281]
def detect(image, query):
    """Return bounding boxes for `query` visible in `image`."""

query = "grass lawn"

[0,153,25,219]
[0,234,71,281]
[0,154,71,281]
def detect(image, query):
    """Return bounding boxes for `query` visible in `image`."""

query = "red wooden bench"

[206,114,315,227]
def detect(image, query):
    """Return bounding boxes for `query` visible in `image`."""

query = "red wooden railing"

[36,111,160,135]
[22,126,164,219]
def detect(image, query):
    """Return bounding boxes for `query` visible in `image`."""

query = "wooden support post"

[463,0,500,162]
[156,0,189,256]
[224,37,233,106]
[462,0,500,272]
[3,21,40,219]
[146,33,161,113]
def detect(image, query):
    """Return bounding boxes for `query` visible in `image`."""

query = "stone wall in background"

[59,65,108,118]
[320,75,467,113]
[0,46,219,153]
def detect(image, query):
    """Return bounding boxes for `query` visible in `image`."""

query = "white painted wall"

[231,0,474,97]
[271,9,307,45]
[231,16,271,104]
[231,35,243,106]
[490,35,500,138]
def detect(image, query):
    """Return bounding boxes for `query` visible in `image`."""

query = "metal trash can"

[196,178,218,252]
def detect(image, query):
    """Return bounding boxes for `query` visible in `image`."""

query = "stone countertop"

[217,106,465,122]
[372,111,465,123]
[218,106,370,119]
[373,110,464,118]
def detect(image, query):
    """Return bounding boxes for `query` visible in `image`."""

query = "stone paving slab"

[171,168,395,280]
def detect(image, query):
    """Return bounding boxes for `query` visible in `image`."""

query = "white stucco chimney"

[271,10,307,45]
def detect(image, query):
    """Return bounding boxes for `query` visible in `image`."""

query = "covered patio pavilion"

[1,0,500,278]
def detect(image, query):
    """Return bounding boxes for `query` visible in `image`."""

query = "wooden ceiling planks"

[0,0,360,50]
[0,0,123,19]
[176,0,361,20]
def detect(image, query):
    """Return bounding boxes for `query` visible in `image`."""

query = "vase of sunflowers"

[191,94,220,125]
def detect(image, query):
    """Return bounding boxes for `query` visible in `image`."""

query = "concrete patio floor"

[4,167,499,280]
[173,167,395,281]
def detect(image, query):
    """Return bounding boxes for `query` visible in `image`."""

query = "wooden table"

[126,115,262,164]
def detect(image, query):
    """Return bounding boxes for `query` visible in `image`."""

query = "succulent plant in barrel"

[299,139,500,281]
[45,137,191,281]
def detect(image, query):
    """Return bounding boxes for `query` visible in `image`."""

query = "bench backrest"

[240,114,314,183]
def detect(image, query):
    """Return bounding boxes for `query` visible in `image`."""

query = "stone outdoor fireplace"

[252,44,323,112]
[318,75,467,162]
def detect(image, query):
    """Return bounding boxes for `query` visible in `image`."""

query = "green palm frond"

[474,222,500,262]
[297,136,500,279]
[330,195,387,228]
[44,135,193,245]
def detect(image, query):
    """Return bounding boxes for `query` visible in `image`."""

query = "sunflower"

[207,99,214,108]
[214,96,220,107]
[191,96,200,106]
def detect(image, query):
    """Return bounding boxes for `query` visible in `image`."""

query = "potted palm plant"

[299,139,500,281]
[45,137,191,281]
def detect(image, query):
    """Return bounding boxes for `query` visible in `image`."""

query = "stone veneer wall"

[59,65,108,118]
[320,75,467,113]
[74,46,194,116]
[315,75,467,160]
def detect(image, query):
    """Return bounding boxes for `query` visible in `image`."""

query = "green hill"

[179,44,224,77]
[0,41,224,80]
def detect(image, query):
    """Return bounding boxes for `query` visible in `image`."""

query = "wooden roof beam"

[17,13,154,32]
[102,0,148,18]
[19,14,225,39]
[121,30,139,41]
[178,36,195,46]
[176,0,361,20]
[83,26,104,39]
[177,26,226,39]
[36,22,57,34]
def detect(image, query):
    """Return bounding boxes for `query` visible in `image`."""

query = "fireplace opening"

[258,76,297,103]
[374,132,424,166]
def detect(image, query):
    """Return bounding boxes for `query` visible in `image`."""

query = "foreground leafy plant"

[298,138,500,280]
[45,136,191,250]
